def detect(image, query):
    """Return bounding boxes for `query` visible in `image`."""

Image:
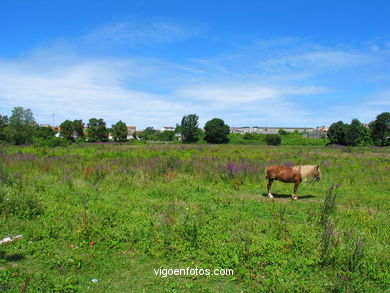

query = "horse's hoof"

[292,196,298,201]
[268,194,274,198]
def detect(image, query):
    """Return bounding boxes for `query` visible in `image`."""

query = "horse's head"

[314,165,321,182]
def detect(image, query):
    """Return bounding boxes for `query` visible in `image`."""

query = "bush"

[75,137,85,145]
[278,128,288,135]
[243,133,255,140]
[34,137,70,148]
[1,190,44,219]
[265,134,282,145]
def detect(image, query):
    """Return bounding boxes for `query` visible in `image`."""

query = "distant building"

[160,126,175,132]
[230,126,314,135]
[317,126,329,132]
[127,126,137,139]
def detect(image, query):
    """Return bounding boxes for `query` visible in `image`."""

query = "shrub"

[243,133,255,140]
[265,134,281,145]
[2,191,44,219]
[34,137,70,148]
[278,128,288,135]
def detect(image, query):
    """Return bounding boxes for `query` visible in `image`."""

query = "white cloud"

[1,32,389,129]
[176,84,328,105]
[0,56,190,128]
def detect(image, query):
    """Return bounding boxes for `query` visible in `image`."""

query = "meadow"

[0,143,389,292]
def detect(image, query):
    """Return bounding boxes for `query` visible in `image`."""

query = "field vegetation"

[0,143,389,292]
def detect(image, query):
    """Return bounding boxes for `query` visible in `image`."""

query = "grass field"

[0,143,389,292]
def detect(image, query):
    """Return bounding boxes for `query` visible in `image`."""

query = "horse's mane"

[292,165,319,180]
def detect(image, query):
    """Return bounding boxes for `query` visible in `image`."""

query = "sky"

[0,0,389,129]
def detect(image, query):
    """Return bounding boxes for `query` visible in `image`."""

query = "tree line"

[327,113,390,146]
[0,107,134,146]
[1,107,389,147]
[0,108,231,145]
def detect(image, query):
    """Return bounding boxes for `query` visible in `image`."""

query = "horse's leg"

[292,182,299,200]
[267,179,274,198]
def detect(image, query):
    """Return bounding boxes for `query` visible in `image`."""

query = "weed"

[0,144,388,291]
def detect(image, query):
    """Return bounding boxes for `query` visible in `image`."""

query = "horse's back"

[265,165,284,179]
[265,165,300,182]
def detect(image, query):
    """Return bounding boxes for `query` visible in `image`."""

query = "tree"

[9,107,35,126]
[174,123,181,134]
[0,115,8,141]
[87,118,108,142]
[157,130,175,141]
[60,120,75,141]
[345,119,371,146]
[370,112,390,146]
[7,107,36,144]
[73,120,85,140]
[327,121,347,145]
[34,126,55,140]
[181,114,199,143]
[204,118,230,144]
[265,134,281,145]
[112,120,128,142]
[139,127,157,140]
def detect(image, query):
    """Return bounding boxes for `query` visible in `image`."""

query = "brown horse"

[265,165,321,200]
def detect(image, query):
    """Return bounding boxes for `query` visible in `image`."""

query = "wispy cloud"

[259,49,375,73]
[0,28,389,128]
[191,38,380,79]
[0,55,190,128]
[84,20,200,46]
[176,85,328,105]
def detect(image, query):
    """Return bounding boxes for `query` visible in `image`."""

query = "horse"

[265,165,321,200]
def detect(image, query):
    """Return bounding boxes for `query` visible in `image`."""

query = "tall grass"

[0,144,389,292]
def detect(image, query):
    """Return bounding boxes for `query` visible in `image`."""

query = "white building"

[230,126,314,134]
[159,126,175,132]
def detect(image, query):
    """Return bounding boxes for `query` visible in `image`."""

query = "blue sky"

[0,0,389,129]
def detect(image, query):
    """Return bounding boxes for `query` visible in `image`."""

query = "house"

[127,126,137,139]
[159,126,175,132]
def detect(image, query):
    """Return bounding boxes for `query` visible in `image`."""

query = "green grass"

[0,144,389,292]
[228,133,328,146]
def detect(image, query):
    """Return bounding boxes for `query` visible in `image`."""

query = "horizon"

[1,0,389,129]
[0,103,380,130]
